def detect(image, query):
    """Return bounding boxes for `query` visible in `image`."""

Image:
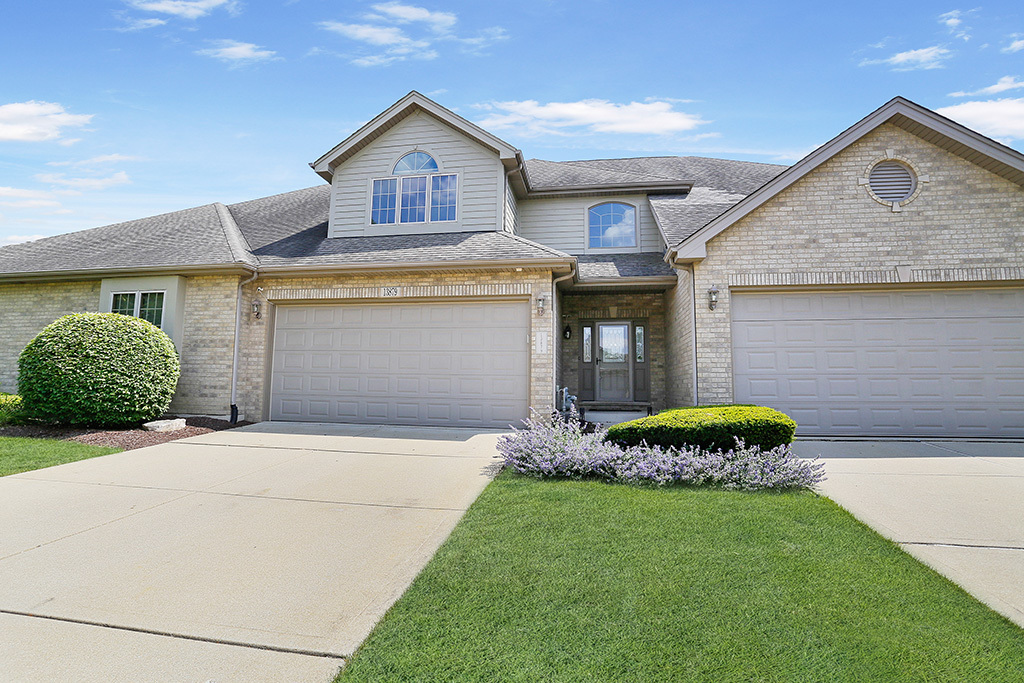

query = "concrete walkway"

[794,439,1024,629]
[0,422,504,682]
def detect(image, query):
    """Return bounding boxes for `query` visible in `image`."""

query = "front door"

[596,322,631,401]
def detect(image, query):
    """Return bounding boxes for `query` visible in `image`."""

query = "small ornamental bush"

[499,410,823,491]
[605,404,797,452]
[18,313,180,428]
[0,393,24,425]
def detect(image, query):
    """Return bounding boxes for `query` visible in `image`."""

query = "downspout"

[230,270,259,424]
[687,262,699,407]
[551,263,577,409]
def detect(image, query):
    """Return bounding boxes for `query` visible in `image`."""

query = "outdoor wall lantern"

[537,295,546,316]
[563,324,572,339]
[707,285,720,311]
[252,301,262,320]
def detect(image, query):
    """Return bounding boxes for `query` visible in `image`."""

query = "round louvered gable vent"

[869,161,916,202]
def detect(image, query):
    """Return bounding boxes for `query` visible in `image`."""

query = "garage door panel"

[271,301,529,428]
[733,288,1024,437]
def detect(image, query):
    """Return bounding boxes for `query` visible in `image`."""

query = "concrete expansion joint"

[0,608,348,662]
[899,541,1024,552]
[182,440,501,460]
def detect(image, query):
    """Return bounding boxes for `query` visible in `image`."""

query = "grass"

[338,471,1024,682]
[0,436,121,477]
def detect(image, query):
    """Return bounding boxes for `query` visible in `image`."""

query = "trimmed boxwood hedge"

[18,313,180,428]
[0,393,23,425]
[604,404,797,453]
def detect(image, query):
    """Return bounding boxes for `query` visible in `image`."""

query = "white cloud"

[0,101,93,142]
[0,186,54,199]
[321,22,415,46]
[860,45,953,70]
[48,154,144,167]
[475,99,709,136]
[34,171,131,191]
[1,234,49,245]
[1003,36,1024,53]
[0,199,62,209]
[126,0,236,19]
[319,6,505,66]
[369,3,456,32]
[936,98,1024,141]
[113,15,167,31]
[949,75,1024,97]
[939,9,974,41]
[195,40,278,64]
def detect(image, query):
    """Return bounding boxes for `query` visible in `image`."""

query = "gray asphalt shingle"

[0,155,787,276]
[575,253,675,280]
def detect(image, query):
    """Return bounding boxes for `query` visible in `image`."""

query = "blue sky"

[2,0,1023,245]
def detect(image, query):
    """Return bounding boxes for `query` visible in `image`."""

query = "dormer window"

[588,202,637,249]
[371,151,457,225]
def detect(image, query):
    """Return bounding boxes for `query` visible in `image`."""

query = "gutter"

[256,256,576,277]
[0,262,254,284]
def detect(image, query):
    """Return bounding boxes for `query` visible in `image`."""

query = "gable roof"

[669,96,1024,262]
[0,202,257,280]
[310,91,522,183]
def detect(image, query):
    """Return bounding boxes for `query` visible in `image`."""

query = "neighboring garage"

[270,300,530,428]
[732,287,1024,437]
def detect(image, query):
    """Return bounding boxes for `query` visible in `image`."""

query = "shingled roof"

[0,155,785,279]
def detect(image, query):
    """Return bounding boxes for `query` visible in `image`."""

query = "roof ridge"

[214,202,259,267]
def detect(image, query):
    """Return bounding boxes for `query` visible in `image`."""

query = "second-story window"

[371,152,457,225]
[588,202,637,249]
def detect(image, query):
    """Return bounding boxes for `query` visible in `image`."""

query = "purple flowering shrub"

[499,410,824,491]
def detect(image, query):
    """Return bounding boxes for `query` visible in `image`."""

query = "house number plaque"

[381,286,400,297]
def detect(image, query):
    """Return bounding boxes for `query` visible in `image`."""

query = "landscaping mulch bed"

[0,416,252,451]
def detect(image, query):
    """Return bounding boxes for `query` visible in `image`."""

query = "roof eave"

[310,91,521,182]
[0,262,256,284]
[524,181,691,198]
[256,256,575,277]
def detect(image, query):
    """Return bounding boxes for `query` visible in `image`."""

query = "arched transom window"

[588,202,636,249]
[371,151,457,224]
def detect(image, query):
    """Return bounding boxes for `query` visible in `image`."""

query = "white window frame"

[110,289,166,328]
[584,201,640,253]
[369,151,459,226]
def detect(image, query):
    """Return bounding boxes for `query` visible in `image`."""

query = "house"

[0,92,1021,437]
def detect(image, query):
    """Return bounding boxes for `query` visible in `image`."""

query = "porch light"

[252,300,262,319]
[537,295,546,316]
[563,324,572,340]
[707,285,720,311]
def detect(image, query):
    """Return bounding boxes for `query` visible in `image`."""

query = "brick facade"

[691,123,1024,404]
[0,281,100,394]
[663,268,695,408]
[170,275,239,415]
[557,290,668,411]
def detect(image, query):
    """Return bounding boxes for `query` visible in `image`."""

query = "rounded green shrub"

[17,313,180,427]
[0,392,24,425]
[604,404,797,452]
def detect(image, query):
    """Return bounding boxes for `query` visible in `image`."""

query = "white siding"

[517,195,663,254]
[503,178,518,234]
[329,112,504,238]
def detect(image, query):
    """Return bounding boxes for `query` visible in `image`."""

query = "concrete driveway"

[794,439,1024,629]
[0,422,503,682]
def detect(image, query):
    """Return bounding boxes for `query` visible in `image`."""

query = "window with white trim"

[371,152,457,225]
[588,202,637,249]
[111,291,165,328]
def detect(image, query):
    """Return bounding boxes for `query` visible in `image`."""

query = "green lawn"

[338,472,1024,682]
[0,436,121,477]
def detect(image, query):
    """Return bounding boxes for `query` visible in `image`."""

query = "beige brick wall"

[235,269,558,421]
[663,268,694,408]
[170,275,239,415]
[0,281,100,394]
[557,291,668,411]
[693,123,1024,403]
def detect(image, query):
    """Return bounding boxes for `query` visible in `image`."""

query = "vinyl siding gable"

[517,194,664,254]
[328,111,504,238]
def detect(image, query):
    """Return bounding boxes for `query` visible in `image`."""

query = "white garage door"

[732,288,1024,437]
[271,301,529,428]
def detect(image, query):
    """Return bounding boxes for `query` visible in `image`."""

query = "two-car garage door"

[270,301,529,428]
[732,287,1024,437]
